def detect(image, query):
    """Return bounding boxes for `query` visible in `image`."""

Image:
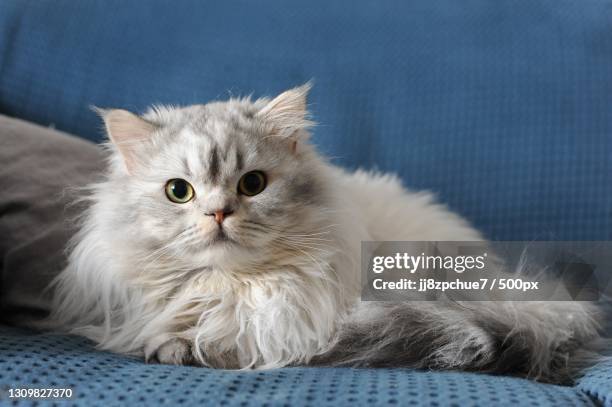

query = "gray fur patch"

[313,302,602,385]
[288,177,319,205]
[234,149,244,172]
[209,145,220,182]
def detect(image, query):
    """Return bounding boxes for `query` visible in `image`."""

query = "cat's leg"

[145,337,194,366]
[314,302,497,370]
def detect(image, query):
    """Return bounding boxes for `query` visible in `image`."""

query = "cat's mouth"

[208,228,236,246]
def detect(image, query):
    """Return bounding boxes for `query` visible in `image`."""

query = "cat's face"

[101,85,331,269]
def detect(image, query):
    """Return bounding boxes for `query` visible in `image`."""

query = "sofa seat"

[1,326,610,406]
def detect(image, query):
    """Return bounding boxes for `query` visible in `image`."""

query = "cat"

[50,84,601,384]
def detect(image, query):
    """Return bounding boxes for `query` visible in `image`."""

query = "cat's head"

[98,84,334,270]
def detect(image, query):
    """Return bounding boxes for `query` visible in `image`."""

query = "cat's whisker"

[138,226,198,261]
[268,240,331,279]
[273,238,334,253]
[137,227,201,271]
[242,220,338,238]
[269,239,334,271]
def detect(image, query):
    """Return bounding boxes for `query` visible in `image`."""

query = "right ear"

[95,108,157,174]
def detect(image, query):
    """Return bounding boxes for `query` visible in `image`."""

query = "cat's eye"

[238,171,267,196]
[165,179,195,203]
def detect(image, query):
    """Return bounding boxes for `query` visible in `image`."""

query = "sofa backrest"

[1,0,610,240]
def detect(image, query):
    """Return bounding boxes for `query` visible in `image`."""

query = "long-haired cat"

[50,84,601,384]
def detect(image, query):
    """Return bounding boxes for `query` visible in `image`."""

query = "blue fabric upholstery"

[0,327,605,407]
[578,358,612,406]
[1,1,611,406]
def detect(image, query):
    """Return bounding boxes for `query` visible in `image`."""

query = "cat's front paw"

[146,338,194,366]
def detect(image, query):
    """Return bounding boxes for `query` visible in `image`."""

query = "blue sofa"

[1,1,611,405]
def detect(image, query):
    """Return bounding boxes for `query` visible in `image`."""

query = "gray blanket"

[0,115,104,323]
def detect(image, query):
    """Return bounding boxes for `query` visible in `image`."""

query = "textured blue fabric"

[1,1,612,406]
[0,326,603,407]
[0,0,611,241]
[578,357,612,407]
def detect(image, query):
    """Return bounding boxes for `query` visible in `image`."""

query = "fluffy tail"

[313,300,603,384]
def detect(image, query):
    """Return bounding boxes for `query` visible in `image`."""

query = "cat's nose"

[206,208,234,224]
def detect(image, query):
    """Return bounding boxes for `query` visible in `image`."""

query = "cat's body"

[51,85,600,383]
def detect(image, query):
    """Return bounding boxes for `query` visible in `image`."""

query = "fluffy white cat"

[51,84,600,383]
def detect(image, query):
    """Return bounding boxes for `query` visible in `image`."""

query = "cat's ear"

[96,108,157,174]
[257,83,314,149]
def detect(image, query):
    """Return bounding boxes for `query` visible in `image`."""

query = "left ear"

[257,83,314,146]
[95,108,158,174]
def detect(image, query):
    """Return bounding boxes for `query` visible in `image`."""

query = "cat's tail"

[312,300,604,384]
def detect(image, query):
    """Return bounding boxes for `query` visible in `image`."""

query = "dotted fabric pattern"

[577,358,612,407]
[0,326,605,407]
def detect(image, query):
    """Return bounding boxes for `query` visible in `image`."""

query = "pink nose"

[207,209,234,224]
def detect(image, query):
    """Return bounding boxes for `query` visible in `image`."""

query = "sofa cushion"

[0,325,602,407]
[577,357,612,407]
[0,115,104,321]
